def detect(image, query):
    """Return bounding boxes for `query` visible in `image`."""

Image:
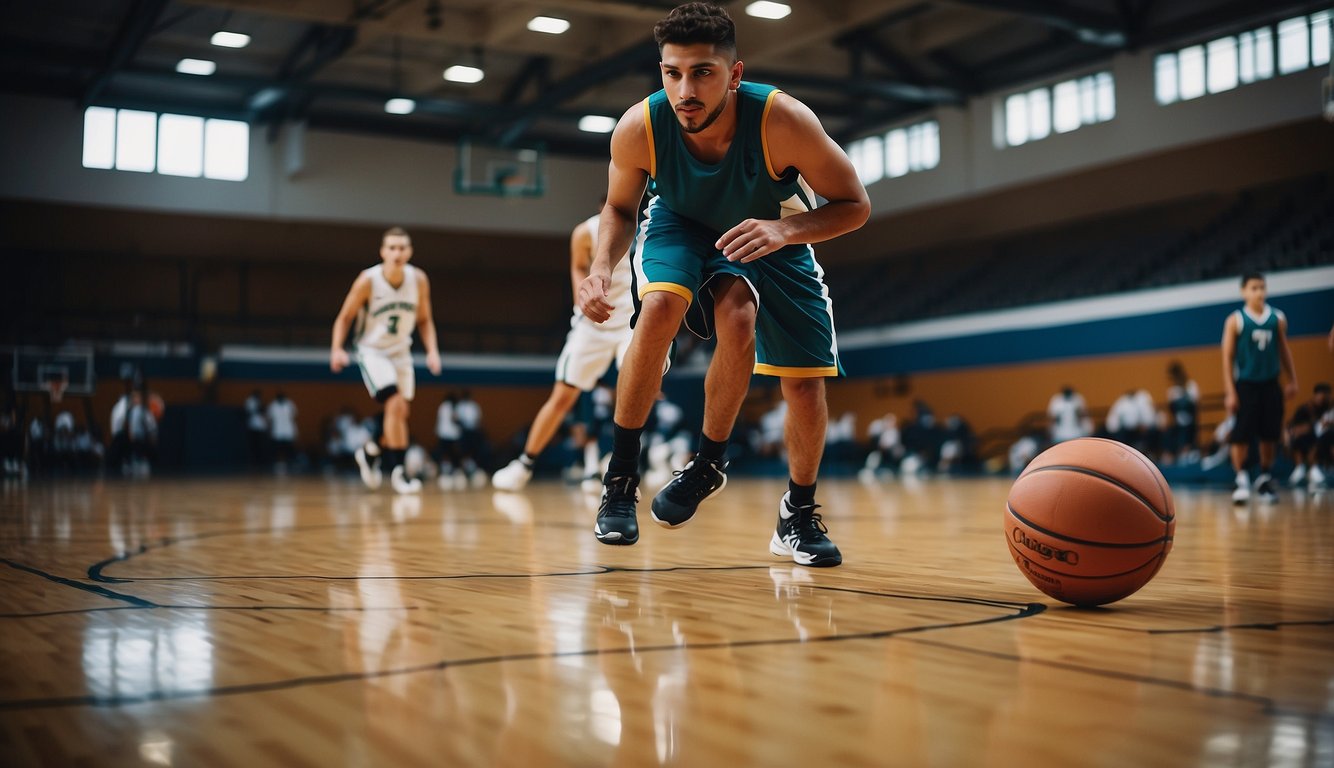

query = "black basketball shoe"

[595,474,640,545]
[769,492,842,567]
[650,458,728,528]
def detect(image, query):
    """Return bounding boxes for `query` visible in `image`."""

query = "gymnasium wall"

[0,48,1326,240]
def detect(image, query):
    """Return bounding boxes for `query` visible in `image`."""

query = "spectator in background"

[1,393,23,477]
[901,401,945,475]
[455,390,487,488]
[939,413,978,474]
[1008,429,1046,474]
[1106,389,1155,455]
[1164,361,1200,465]
[435,393,463,490]
[859,412,904,482]
[245,389,268,469]
[109,380,134,474]
[1048,385,1091,444]
[267,391,298,474]
[1286,383,1331,492]
[127,388,157,478]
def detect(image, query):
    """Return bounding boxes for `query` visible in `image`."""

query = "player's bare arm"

[569,217,594,304]
[415,269,442,375]
[1276,314,1298,398]
[330,273,372,372]
[578,103,649,324]
[716,93,870,263]
[1221,313,1239,412]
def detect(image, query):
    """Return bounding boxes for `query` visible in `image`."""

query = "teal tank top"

[644,81,817,235]
[1232,305,1283,381]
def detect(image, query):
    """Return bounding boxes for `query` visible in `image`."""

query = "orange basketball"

[1005,437,1175,607]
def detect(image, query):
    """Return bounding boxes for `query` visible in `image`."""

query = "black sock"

[697,434,728,464]
[788,479,816,508]
[608,423,644,477]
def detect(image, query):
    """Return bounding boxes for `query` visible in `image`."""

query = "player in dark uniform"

[576,3,870,564]
[1221,272,1298,504]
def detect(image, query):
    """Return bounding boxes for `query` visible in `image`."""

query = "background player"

[578,3,870,564]
[492,201,638,493]
[330,226,442,494]
[1221,271,1298,504]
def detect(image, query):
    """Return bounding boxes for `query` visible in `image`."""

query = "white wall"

[866,50,1328,214]
[0,46,1326,235]
[0,93,605,236]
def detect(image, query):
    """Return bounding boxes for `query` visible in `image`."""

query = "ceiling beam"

[747,69,962,105]
[491,38,660,146]
[83,0,170,106]
[938,0,1126,47]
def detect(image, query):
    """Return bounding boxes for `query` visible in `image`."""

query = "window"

[844,119,939,185]
[1156,10,1329,105]
[1000,72,1113,147]
[82,107,249,181]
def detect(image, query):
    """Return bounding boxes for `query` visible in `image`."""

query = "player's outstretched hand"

[427,350,442,376]
[330,348,349,373]
[578,272,614,324]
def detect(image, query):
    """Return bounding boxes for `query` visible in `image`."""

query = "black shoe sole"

[649,475,728,529]
[595,530,639,545]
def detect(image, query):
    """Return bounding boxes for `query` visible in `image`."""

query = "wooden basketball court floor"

[1,474,1331,767]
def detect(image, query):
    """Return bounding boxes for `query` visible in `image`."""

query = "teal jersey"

[1231,305,1284,382]
[643,81,817,235]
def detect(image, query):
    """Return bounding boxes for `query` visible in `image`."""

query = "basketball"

[1005,438,1175,607]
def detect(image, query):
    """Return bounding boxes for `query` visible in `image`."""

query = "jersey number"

[387,316,401,335]
[1250,329,1272,350]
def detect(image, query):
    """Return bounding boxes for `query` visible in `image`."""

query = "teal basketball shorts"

[632,202,843,378]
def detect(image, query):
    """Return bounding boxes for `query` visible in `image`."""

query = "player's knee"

[782,377,825,406]
[386,394,410,419]
[638,292,687,337]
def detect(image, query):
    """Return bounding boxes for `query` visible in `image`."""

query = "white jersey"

[357,264,420,355]
[576,214,634,330]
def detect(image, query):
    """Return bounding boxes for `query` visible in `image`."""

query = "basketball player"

[331,227,442,494]
[577,3,870,565]
[492,203,638,493]
[1221,271,1298,504]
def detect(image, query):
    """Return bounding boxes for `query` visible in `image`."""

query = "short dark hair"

[1316,382,1331,395]
[383,226,411,243]
[1241,271,1264,286]
[654,3,736,57]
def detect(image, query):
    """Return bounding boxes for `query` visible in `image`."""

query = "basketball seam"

[1007,537,1166,580]
[1006,503,1173,548]
[1084,437,1173,517]
[1022,464,1174,523]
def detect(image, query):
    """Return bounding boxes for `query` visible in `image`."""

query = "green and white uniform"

[356,264,419,402]
[634,81,842,377]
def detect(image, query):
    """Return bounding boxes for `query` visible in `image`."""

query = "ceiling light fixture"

[176,58,217,76]
[210,31,250,48]
[385,98,416,115]
[527,16,570,34]
[443,65,484,83]
[745,1,791,20]
[578,115,617,133]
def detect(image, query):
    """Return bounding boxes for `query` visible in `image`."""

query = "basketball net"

[45,379,67,404]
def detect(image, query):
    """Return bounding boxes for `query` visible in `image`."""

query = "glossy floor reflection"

[0,476,1331,767]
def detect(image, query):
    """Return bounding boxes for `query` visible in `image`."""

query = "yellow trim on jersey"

[761,88,784,182]
[639,281,693,305]
[643,98,656,179]
[754,363,838,378]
